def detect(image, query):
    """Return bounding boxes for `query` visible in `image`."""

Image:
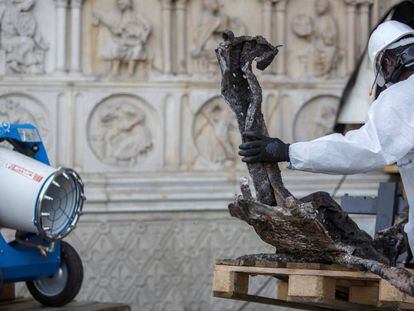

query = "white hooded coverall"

[289,74,414,250]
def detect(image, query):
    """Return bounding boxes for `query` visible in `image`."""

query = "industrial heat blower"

[0,123,85,307]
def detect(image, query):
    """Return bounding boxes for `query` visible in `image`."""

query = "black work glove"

[238,131,290,163]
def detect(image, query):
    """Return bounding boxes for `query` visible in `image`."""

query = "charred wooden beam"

[215,31,414,296]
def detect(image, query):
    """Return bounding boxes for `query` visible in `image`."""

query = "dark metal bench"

[341,182,408,233]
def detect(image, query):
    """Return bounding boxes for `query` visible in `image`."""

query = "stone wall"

[1,0,393,310]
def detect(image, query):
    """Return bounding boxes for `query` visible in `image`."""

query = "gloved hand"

[238,131,290,163]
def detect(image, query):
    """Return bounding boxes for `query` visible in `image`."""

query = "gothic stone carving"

[88,95,153,167]
[292,0,341,78]
[293,95,340,142]
[193,97,239,166]
[191,0,246,73]
[93,0,152,76]
[0,94,48,142]
[0,0,49,74]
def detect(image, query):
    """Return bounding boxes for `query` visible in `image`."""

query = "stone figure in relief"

[294,96,339,141]
[89,99,153,166]
[93,0,152,76]
[293,0,339,78]
[194,99,239,166]
[0,97,48,142]
[191,0,246,73]
[313,104,338,138]
[291,14,313,38]
[0,0,49,74]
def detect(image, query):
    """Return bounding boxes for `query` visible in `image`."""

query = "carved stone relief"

[292,0,341,78]
[14,212,276,311]
[293,95,340,142]
[0,94,48,142]
[87,96,153,167]
[93,0,152,76]
[191,0,246,73]
[193,97,239,166]
[0,0,49,74]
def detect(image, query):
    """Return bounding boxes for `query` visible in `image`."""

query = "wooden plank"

[287,275,336,303]
[214,264,381,281]
[38,302,101,311]
[379,279,404,304]
[309,300,384,311]
[213,270,248,294]
[336,279,369,288]
[0,298,31,310]
[276,280,288,300]
[214,291,337,311]
[0,299,42,311]
[378,279,414,309]
[0,299,130,311]
[286,262,353,271]
[349,285,379,306]
[384,165,399,174]
[286,263,325,270]
[216,259,286,268]
[62,302,131,311]
[224,291,388,311]
[0,284,14,302]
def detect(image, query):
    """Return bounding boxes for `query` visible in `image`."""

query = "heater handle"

[0,124,50,165]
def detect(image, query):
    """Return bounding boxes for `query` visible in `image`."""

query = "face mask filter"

[386,44,414,84]
[370,44,414,95]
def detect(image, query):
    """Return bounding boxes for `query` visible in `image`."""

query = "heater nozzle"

[36,168,85,241]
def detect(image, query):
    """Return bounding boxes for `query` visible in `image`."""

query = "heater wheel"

[26,241,83,307]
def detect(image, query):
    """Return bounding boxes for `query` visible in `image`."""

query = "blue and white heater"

[0,148,84,240]
[0,123,85,307]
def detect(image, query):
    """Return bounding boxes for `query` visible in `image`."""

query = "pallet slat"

[214,291,337,311]
[378,279,414,310]
[349,284,379,306]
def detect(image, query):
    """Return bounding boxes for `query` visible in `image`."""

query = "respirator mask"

[374,38,414,88]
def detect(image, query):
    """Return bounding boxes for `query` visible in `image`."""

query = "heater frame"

[0,233,60,283]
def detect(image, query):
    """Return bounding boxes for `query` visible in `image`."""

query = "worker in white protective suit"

[239,20,414,257]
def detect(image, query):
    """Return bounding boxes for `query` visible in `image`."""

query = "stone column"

[358,1,372,55]
[176,0,188,74]
[70,0,83,74]
[160,0,173,74]
[345,0,357,73]
[54,0,68,73]
[261,0,274,73]
[262,0,273,42]
[274,0,288,76]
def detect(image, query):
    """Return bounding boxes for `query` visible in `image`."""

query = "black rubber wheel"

[26,241,83,307]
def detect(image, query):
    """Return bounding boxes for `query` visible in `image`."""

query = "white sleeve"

[289,84,414,175]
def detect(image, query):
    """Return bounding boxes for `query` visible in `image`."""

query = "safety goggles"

[369,52,387,96]
[372,37,414,90]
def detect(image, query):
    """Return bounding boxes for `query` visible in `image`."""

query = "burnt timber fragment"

[215,30,414,296]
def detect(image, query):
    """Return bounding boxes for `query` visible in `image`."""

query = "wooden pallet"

[213,259,414,311]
